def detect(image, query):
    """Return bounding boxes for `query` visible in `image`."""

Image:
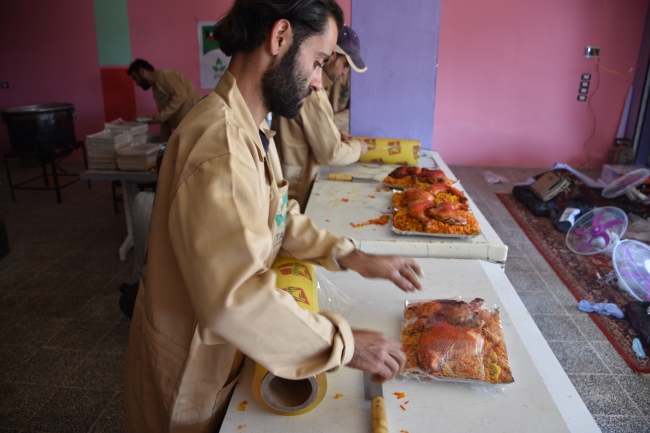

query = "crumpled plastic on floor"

[578,300,624,319]
[483,170,508,184]
[632,338,648,359]
[622,213,650,243]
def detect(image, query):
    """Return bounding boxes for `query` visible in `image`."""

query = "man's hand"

[148,114,161,124]
[358,140,368,157]
[347,329,406,383]
[337,250,423,292]
[339,129,352,141]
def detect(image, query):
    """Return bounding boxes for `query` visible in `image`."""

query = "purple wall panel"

[351,0,441,149]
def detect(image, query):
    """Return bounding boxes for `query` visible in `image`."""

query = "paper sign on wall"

[198,21,231,89]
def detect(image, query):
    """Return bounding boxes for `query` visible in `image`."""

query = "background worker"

[272,25,368,211]
[124,1,422,431]
[127,58,201,141]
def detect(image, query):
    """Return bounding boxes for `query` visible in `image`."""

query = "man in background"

[127,59,201,141]
[272,25,368,211]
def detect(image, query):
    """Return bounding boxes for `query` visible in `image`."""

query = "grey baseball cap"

[333,25,367,73]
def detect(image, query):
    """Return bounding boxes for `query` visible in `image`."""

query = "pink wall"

[433,0,649,168]
[127,0,352,118]
[0,0,104,153]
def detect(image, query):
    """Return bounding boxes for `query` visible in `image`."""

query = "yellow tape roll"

[355,137,421,166]
[252,258,327,415]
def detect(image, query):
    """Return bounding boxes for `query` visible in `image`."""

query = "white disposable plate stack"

[86,130,132,170]
[105,118,148,145]
[116,142,162,171]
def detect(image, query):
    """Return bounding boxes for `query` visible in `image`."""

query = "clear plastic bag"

[316,272,356,319]
[399,298,514,386]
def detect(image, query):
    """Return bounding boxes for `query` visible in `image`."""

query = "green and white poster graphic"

[198,21,230,89]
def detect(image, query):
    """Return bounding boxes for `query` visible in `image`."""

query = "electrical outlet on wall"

[584,46,600,58]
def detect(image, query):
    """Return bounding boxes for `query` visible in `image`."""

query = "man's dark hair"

[213,0,344,57]
[127,59,155,75]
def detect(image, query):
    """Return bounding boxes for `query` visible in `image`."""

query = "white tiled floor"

[1,161,649,432]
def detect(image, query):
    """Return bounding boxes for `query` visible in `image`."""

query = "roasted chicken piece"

[416,168,446,184]
[389,166,422,179]
[406,198,436,229]
[425,202,470,225]
[426,183,467,203]
[417,322,483,376]
[400,188,433,207]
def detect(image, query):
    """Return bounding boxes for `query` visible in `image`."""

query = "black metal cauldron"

[1,103,77,154]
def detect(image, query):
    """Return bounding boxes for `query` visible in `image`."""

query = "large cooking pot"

[1,103,77,154]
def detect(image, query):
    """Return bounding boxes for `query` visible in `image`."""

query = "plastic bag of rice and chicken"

[400,298,514,385]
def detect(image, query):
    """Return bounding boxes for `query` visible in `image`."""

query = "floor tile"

[27,387,115,433]
[592,415,650,433]
[504,256,533,274]
[615,375,650,412]
[54,274,115,297]
[571,315,610,343]
[46,320,115,351]
[568,374,642,417]
[96,322,130,354]
[0,382,57,430]
[75,295,124,323]
[2,316,69,348]
[65,352,124,391]
[546,340,609,374]
[14,272,76,293]
[517,291,564,315]
[30,294,92,319]
[531,314,585,341]
[2,347,88,386]
[89,392,125,433]
[505,270,548,293]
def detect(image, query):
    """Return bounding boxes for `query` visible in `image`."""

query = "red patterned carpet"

[497,193,650,374]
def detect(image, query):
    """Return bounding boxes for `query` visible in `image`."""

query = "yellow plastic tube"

[355,137,421,166]
[252,258,327,415]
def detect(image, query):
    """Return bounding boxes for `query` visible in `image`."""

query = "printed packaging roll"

[356,137,421,166]
[251,258,327,415]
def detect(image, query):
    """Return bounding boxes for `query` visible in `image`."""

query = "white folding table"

[305,151,508,264]
[221,258,600,432]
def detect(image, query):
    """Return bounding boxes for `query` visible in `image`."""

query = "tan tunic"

[329,70,350,132]
[272,71,362,211]
[124,71,356,433]
[153,69,201,140]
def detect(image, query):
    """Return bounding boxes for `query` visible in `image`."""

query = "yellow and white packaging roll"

[251,258,328,415]
[355,137,421,166]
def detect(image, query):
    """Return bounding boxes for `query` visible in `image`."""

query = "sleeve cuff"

[320,310,355,370]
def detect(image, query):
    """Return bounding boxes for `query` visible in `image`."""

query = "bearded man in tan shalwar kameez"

[123,1,423,431]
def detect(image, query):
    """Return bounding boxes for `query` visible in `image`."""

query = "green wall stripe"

[93,0,132,66]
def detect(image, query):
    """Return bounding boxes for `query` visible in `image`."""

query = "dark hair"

[127,59,154,75]
[213,0,344,57]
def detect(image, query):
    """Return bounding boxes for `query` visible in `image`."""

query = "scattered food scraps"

[393,392,405,399]
[375,187,382,192]
[400,430,409,433]
[326,219,330,222]
[367,195,376,199]
[236,401,248,411]
[404,400,410,405]
[384,187,391,191]
[315,193,320,196]
[400,404,406,411]
[237,425,246,430]
[350,214,390,228]
[334,394,344,399]
[342,198,349,202]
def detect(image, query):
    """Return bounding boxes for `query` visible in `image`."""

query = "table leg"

[118,180,138,261]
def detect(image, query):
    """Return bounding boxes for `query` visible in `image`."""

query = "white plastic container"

[105,118,148,145]
[116,142,162,171]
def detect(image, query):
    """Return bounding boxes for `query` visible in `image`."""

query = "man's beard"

[261,40,311,119]
[136,75,151,91]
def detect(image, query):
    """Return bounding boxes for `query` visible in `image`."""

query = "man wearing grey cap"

[272,25,368,212]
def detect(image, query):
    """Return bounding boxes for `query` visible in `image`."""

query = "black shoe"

[118,282,139,319]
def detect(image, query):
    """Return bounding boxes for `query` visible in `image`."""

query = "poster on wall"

[198,21,231,89]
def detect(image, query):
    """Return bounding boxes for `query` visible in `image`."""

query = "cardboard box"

[600,164,650,186]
